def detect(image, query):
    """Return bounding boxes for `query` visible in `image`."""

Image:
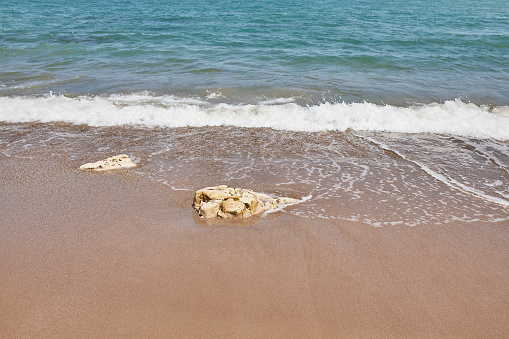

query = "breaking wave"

[1,93,509,140]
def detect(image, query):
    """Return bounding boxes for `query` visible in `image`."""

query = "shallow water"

[2,123,507,227]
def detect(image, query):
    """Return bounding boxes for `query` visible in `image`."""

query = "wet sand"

[1,154,509,338]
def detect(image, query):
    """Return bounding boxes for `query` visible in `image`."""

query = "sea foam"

[1,94,508,140]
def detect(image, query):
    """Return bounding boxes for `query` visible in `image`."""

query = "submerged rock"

[79,154,136,171]
[193,185,298,218]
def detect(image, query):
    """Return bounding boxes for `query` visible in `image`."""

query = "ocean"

[1,0,508,226]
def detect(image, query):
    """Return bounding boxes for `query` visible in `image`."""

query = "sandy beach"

[1,152,509,338]
[2,0,509,336]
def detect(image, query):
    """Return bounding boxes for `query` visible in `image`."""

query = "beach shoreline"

[3,0,509,335]
[1,152,509,338]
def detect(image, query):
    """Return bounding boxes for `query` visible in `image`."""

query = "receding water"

[1,123,508,226]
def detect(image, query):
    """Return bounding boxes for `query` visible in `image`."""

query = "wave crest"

[1,93,508,140]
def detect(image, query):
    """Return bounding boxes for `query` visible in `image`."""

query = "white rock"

[79,154,136,171]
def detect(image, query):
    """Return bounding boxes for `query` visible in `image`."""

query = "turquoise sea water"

[1,0,508,105]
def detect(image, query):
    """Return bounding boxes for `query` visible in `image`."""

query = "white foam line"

[358,134,509,208]
[263,194,313,215]
[460,138,509,175]
[2,95,509,140]
[258,97,296,105]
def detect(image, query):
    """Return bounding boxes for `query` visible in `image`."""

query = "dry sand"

[1,154,509,338]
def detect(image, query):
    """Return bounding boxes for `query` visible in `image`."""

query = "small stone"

[79,154,136,171]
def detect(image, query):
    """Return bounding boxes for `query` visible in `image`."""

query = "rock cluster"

[193,185,298,218]
[79,154,136,171]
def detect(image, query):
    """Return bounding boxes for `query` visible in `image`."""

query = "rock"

[79,154,136,171]
[199,201,221,218]
[220,198,245,215]
[193,185,299,219]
